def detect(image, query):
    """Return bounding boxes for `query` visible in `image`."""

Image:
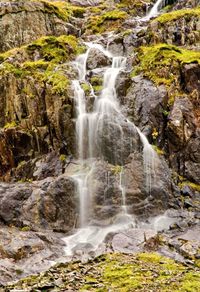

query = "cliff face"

[0,0,200,287]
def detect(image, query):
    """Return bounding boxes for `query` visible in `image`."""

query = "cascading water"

[63,42,159,256]
[143,0,168,20]
[148,0,164,18]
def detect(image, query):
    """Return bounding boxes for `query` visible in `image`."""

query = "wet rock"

[124,76,168,145]
[0,175,77,232]
[89,161,122,220]
[69,0,103,6]
[116,71,132,100]
[97,115,140,165]
[181,185,193,197]
[86,48,112,70]
[0,226,66,284]
[111,228,157,253]
[107,36,124,56]
[185,161,200,184]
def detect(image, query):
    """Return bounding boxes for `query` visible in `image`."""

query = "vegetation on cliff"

[85,9,128,34]
[0,35,84,94]
[131,43,200,103]
[132,43,200,83]
[153,6,200,23]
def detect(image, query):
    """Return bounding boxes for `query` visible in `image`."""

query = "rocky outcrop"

[0,34,81,177]
[0,0,80,53]
[0,175,77,232]
[147,8,200,47]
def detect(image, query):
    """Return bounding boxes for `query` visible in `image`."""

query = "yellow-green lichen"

[81,83,91,95]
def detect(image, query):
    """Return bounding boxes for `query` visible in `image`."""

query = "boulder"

[124,76,168,146]
[0,175,77,232]
[86,48,112,70]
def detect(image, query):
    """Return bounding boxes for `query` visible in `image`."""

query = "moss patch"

[0,35,84,94]
[33,0,86,21]
[5,253,200,291]
[132,43,200,82]
[154,7,200,24]
[86,9,128,34]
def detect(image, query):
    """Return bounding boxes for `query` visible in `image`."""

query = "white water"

[64,42,160,255]
[144,0,165,20]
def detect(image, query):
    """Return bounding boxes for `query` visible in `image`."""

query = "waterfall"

[63,42,158,255]
[144,0,168,20]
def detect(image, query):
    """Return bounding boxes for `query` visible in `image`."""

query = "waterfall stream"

[63,0,173,256]
[63,42,160,255]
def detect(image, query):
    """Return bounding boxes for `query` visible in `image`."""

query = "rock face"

[0,175,77,232]
[148,14,200,47]
[0,0,79,53]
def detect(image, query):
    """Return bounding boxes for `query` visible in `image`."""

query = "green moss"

[44,69,69,94]
[40,0,87,20]
[21,226,31,232]
[90,76,103,85]
[153,145,165,155]
[22,60,49,70]
[71,6,86,18]
[59,154,67,162]
[154,7,200,24]
[111,165,123,175]
[0,35,82,95]
[93,85,103,92]
[26,35,79,63]
[132,44,200,87]
[0,63,25,77]
[6,252,200,291]
[40,0,72,21]
[81,83,91,95]
[180,272,200,292]
[86,9,128,34]
[90,76,103,91]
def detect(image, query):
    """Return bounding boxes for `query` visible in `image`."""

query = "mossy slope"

[5,253,200,291]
